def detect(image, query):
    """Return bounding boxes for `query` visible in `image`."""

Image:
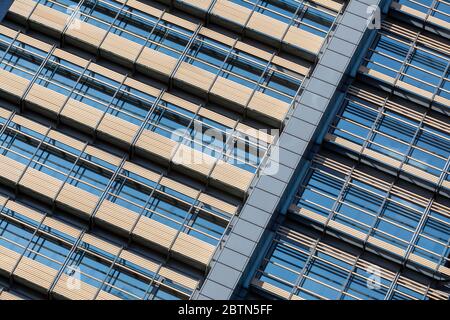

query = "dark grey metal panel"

[0,0,13,22]
[193,0,384,300]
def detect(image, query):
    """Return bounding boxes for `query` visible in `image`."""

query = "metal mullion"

[93,246,124,300]
[288,237,321,300]
[206,38,239,102]
[48,228,87,298]
[242,0,262,34]
[359,93,389,159]
[127,173,164,242]
[282,0,307,43]
[167,100,201,171]
[392,32,421,89]
[424,0,439,21]
[0,110,16,138]
[205,0,218,25]
[165,192,201,260]
[241,51,276,119]
[92,74,129,139]
[141,259,165,300]
[429,198,450,280]
[8,207,48,286]
[336,253,362,300]
[88,155,128,227]
[168,24,203,90]
[321,163,356,231]
[431,59,450,103]
[132,10,166,74]
[56,59,93,126]
[60,0,86,47]
[385,271,403,300]
[361,181,395,250]
[396,111,427,180]
[51,141,89,212]
[14,126,52,196]
[129,89,165,157]
[0,33,21,66]
[20,45,57,113]
[211,116,241,179]
[96,0,129,58]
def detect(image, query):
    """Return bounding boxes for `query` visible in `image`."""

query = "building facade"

[0,0,448,300]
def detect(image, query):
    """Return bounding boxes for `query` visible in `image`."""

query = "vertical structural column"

[0,0,13,22]
[193,0,386,300]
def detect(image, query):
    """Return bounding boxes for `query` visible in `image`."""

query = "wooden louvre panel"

[247,10,288,40]
[158,266,199,291]
[0,245,21,276]
[13,256,59,293]
[81,233,121,256]
[0,154,27,187]
[158,176,200,200]
[100,32,143,67]
[247,91,290,125]
[25,83,67,116]
[60,98,104,133]
[0,290,23,300]
[6,0,37,24]
[4,199,44,225]
[211,0,250,26]
[136,47,178,82]
[97,113,140,146]
[42,215,83,240]
[210,75,254,111]
[172,144,216,177]
[28,2,68,37]
[19,167,64,201]
[367,236,406,256]
[135,129,178,163]
[197,193,237,216]
[55,182,99,219]
[283,25,323,55]
[174,62,216,94]
[95,290,122,300]
[132,215,178,250]
[251,278,291,299]
[0,69,30,103]
[52,273,98,300]
[210,160,254,195]
[65,21,107,53]
[326,132,443,188]
[94,199,140,236]
[171,232,215,266]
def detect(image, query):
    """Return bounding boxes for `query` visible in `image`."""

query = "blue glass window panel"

[112,8,157,45]
[107,176,153,214]
[345,273,388,299]
[66,251,111,288]
[104,268,149,300]
[187,215,225,245]
[153,287,182,300]
[37,0,80,14]
[146,23,191,59]
[0,219,34,253]
[0,130,39,165]
[68,161,113,196]
[25,235,71,270]
[397,0,432,14]
[31,146,76,180]
[367,34,409,77]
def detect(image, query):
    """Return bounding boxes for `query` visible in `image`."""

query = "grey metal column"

[192,0,385,300]
[0,0,13,22]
